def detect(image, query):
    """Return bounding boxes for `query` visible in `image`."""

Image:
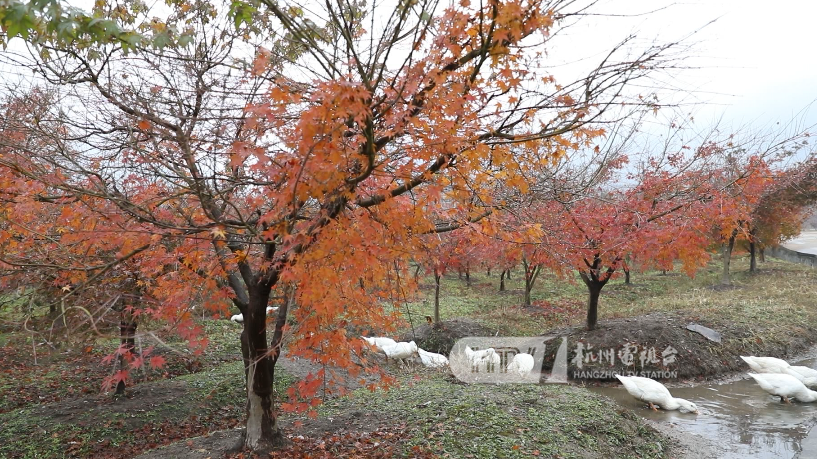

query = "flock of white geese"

[617,355,817,414]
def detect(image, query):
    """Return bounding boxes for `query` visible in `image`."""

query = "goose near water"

[747,372,817,403]
[740,356,817,388]
[740,356,791,374]
[615,375,699,414]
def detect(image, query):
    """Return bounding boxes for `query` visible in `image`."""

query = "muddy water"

[591,359,817,459]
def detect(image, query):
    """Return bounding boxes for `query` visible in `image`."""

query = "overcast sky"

[561,0,817,132]
[7,0,816,137]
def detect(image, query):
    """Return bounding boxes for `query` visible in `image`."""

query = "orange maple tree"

[0,0,681,451]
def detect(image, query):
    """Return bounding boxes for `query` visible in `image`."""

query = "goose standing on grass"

[381,341,419,363]
[615,375,699,414]
[464,346,501,372]
[747,373,817,403]
[230,306,278,323]
[361,336,398,353]
[506,353,535,376]
[417,348,449,368]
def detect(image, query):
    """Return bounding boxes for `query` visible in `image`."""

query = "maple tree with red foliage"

[0,0,686,452]
[495,124,812,330]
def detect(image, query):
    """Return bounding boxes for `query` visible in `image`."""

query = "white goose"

[615,375,699,414]
[740,356,817,388]
[417,348,449,368]
[381,341,419,363]
[740,356,791,374]
[361,336,398,353]
[230,306,278,323]
[787,366,817,388]
[464,346,501,371]
[506,353,535,376]
[747,373,817,403]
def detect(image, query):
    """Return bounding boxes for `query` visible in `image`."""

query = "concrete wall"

[768,245,817,268]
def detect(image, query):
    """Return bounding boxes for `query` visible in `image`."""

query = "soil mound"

[540,312,817,383]
[401,318,497,354]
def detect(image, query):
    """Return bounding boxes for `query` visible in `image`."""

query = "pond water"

[590,358,817,459]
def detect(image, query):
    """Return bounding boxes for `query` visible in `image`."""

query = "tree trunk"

[499,270,506,292]
[749,240,757,273]
[623,255,631,285]
[582,278,604,331]
[722,229,738,285]
[241,283,285,451]
[487,267,491,277]
[465,266,471,286]
[523,280,531,306]
[506,268,511,280]
[759,247,765,263]
[434,270,442,324]
[521,258,541,307]
[579,255,617,331]
[115,311,138,395]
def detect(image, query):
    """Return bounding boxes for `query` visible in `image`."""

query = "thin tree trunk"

[506,267,511,280]
[749,241,757,273]
[487,267,491,277]
[499,269,506,292]
[115,310,137,395]
[524,281,531,306]
[241,282,285,451]
[722,229,738,285]
[434,270,442,324]
[759,247,765,263]
[623,256,631,285]
[465,266,471,286]
[521,258,541,307]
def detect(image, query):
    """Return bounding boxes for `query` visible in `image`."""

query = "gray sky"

[8,0,816,135]
[560,0,817,131]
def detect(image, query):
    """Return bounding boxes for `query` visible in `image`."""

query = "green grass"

[403,255,817,338]
[320,373,668,458]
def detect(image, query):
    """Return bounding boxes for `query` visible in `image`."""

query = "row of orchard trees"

[0,0,814,453]
[419,125,816,330]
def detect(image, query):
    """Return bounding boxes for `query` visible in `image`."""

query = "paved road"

[782,230,817,255]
